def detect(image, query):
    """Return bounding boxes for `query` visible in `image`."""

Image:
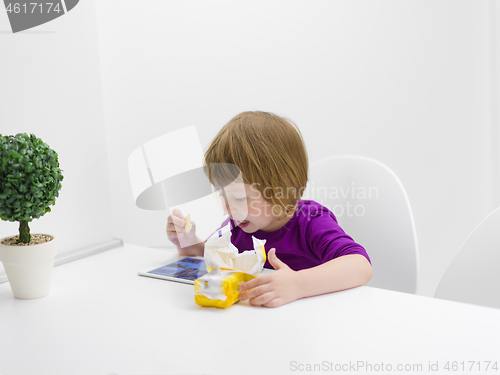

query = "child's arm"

[295,253,372,297]
[166,209,205,256]
[239,248,372,308]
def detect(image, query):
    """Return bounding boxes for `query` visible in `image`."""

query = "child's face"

[220,183,289,233]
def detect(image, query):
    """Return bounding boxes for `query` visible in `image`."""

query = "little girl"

[166,111,372,307]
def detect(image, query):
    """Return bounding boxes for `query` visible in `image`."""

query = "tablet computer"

[138,256,209,284]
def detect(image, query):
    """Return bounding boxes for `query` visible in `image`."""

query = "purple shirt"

[207,199,371,271]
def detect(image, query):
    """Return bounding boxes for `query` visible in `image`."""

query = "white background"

[1,0,499,297]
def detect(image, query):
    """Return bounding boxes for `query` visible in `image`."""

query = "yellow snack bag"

[194,271,255,308]
[194,222,267,308]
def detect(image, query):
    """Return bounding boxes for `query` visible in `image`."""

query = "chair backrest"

[303,155,419,294]
[434,207,500,309]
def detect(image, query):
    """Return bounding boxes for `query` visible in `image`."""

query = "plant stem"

[19,220,31,244]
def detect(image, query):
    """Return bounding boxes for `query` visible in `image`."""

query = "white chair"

[303,155,419,294]
[434,207,500,309]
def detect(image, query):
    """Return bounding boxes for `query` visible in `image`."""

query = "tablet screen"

[148,257,208,282]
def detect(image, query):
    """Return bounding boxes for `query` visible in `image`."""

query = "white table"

[1,243,499,375]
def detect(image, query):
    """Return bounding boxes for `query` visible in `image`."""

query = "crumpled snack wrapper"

[194,222,267,308]
[204,223,267,276]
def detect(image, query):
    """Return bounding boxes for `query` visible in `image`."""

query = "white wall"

[2,1,494,298]
[95,0,497,297]
[0,0,115,277]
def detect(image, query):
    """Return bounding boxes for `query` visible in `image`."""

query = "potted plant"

[0,133,63,299]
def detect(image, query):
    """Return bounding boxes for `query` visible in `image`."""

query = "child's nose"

[225,204,244,220]
[226,204,237,216]
[223,203,233,215]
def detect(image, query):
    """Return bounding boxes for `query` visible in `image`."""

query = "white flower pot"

[0,234,57,299]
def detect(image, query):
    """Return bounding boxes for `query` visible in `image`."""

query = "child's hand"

[166,208,197,248]
[238,248,302,308]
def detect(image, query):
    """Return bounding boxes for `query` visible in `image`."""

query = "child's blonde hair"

[204,111,308,219]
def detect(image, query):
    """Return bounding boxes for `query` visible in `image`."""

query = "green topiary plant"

[0,133,63,244]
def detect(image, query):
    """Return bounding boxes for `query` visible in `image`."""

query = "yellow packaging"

[194,271,255,308]
[194,222,267,308]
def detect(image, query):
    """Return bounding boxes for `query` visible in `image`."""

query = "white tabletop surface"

[1,243,499,375]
